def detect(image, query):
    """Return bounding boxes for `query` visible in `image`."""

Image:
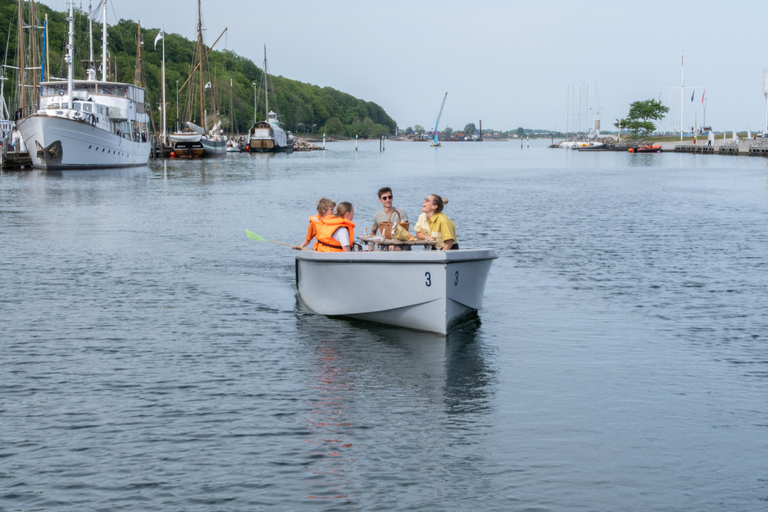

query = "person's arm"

[441,239,454,250]
[294,222,316,250]
[332,227,352,252]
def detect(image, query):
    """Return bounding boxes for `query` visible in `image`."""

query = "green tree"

[322,117,344,135]
[463,123,476,135]
[414,125,425,135]
[618,99,670,136]
[515,127,525,138]
[443,126,454,138]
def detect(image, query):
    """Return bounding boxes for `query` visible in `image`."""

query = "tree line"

[1,0,397,138]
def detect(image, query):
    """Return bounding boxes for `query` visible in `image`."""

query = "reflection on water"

[292,301,496,506]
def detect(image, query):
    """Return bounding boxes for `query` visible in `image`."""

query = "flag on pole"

[701,90,705,103]
[205,81,212,89]
[691,90,695,102]
[154,29,164,50]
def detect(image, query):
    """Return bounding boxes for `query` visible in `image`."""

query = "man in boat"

[293,197,335,250]
[313,202,355,252]
[370,187,409,236]
[369,187,411,251]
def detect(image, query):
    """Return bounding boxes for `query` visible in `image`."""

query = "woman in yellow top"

[420,194,458,250]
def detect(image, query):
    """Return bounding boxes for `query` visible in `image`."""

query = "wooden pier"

[0,149,32,170]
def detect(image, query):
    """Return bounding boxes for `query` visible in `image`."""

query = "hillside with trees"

[1,0,396,138]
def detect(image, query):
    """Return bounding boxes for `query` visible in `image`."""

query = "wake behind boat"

[16,1,150,170]
[295,247,497,335]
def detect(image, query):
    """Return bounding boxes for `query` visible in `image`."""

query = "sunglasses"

[423,197,434,203]
[380,195,393,200]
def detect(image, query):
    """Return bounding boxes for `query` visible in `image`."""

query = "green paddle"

[246,229,299,248]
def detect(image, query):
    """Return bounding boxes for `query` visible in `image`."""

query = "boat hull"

[248,121,294,153]
[295,249,497,334]
[201,137,226,157]
[17,115,150,170]
[171,140,205,158]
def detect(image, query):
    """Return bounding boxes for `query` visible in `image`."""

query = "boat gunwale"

[295,248,498,265]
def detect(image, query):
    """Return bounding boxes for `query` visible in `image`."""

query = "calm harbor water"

[2,141,768,511]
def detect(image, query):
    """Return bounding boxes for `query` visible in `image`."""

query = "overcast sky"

[78,0,768,133]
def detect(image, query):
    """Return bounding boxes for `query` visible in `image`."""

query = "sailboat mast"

[135,21,142,87]
[17,0,24,111]
[161,28,166,144]
[264,45,268,116]
[101,0,107,81]
[197,0,204,128]
[66,0,74,102]
[44,14,48,81]
[89,2,93,70]
[30,0,37,106]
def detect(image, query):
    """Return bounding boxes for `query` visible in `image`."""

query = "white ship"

[16,0,150,170]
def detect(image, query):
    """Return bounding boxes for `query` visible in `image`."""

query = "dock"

[0,148,32,170]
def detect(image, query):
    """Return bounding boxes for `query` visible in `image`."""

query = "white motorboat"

[295,248,497,335]
[16,1,150,170]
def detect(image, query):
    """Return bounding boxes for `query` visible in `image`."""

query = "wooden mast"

[17,0,24,111]
[134,21,142,87]
[30,0,37,106]
[197,0,204,128]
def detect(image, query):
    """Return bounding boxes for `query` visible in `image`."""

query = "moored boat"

[247,47,294,153]
[295,248,497,335]
[248,111,294,152]
[629,144,661,153]
[16,1,150,170]
[170,0,227,158]
[575,142,606,151]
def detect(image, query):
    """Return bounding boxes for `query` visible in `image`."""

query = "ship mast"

[101,0,107,81]
[134,21,142,87]
[89,2,94,71]
[17,0,24,111]
[264,46,268,117]
[29,0,37,106]
[66,0,73,102]
[197,0,204,128]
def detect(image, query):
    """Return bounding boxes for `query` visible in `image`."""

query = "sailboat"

[169,0,226,158]
[430,92,447,147]
[16,0,151,170]
[247,46,294,153]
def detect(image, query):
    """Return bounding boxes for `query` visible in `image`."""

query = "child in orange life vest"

[293,197,336,250]
[312,202,355,252]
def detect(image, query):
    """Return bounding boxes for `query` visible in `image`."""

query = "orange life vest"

[313,216,355,252]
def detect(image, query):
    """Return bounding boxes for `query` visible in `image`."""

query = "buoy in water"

[170,151,176,158]
[628,148,635,153]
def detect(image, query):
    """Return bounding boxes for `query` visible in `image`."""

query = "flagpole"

[681,51,684,141]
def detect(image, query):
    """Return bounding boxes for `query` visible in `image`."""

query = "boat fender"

[628,148,635,153]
